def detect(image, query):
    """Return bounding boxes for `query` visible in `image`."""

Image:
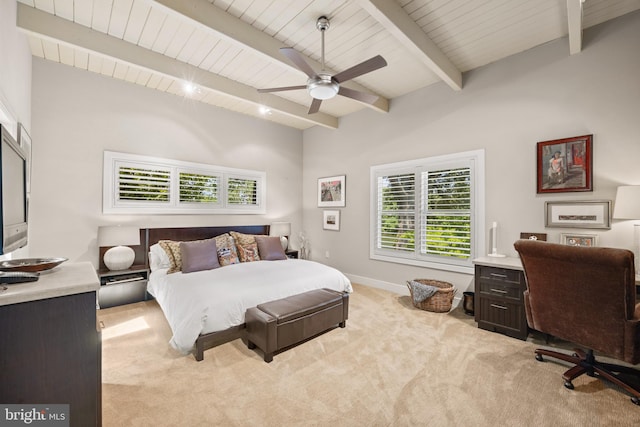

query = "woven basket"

[407,279,456,313]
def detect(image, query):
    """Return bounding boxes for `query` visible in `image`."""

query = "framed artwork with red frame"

[536,134,593,194]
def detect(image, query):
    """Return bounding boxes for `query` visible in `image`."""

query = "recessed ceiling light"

[183,82,199,95]
[259,105,271,115]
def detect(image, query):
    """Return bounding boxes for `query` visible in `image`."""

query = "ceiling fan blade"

[280,47,317,78]
[338,87,379,105]
[333,55,387,83]
[308,98,322,114]
[257,85,307,93]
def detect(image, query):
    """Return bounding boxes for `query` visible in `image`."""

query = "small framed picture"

[537,134,592,194]
[318,175,345,207]
[520,232,547,241]
[561,233,598,247]
[323,210,340,231]
[545,200,611,229]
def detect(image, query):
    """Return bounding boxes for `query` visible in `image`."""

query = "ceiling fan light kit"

[258,16,387,114]
[307,74,339,100]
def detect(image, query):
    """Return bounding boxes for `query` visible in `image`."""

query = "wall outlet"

[325,250,330,258]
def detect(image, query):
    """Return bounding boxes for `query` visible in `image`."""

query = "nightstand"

[285,250,299,259]
[97,264,149,308]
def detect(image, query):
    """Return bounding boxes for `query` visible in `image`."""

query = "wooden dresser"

[0,262,101,426]
[473,256,528,340]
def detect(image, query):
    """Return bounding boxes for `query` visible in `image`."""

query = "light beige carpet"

[100,284,640,426]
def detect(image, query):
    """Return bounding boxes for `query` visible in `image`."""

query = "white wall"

[303,11,640,294]
[30,59,303,267]
[0,0,32,260]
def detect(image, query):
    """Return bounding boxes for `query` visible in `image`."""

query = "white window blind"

[376,172,415,253]
[370,150,485,274]
[103,151,266,214]
[179,171,219,204]
[227,176,258,206]
[421,167,471,259]
[116,163,170,203]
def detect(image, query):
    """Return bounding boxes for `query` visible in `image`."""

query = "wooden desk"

[473,256,527,340]
[473,257,640,340]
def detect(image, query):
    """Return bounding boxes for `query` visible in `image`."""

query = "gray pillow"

[180,238,221,273]
[255,236,287,261]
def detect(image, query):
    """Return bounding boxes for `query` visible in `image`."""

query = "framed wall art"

[545,200,611,229]
[561,233,598,247]
[323,210,340,231]
[318,175,345,207]
[18,123,32,194]
[537,134,592,194]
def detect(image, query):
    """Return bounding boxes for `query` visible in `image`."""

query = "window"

[179,171,219,204]
[370,150,485,274]
[103,151,265,214]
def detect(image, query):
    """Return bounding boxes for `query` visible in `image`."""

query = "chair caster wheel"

[564,381,574,390]
[535,354,544,362]
[632,397,640,406]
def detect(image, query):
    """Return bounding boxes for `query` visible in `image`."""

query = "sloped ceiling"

[16,0,640,130]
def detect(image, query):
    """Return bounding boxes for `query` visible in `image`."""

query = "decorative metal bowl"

[0,257,68,273]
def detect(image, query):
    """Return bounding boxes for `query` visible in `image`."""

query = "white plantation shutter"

[116,162,171,204]
[179,170,220,204]
[421,167,471,259]
[103,151,265,214]
[376,172,415,252]
[227,176,259,206]
[370,150,484,274]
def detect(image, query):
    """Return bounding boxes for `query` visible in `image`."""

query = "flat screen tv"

[0,124,28,255]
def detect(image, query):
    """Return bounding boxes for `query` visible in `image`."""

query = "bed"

[143,226,352,361]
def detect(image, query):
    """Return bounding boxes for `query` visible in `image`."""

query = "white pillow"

[149,243,171,271]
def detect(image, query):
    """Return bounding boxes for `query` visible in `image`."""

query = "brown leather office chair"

[514,239,640,405]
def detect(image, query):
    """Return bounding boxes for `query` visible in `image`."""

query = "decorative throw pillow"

[229,231,262,261]
[180,239,220,273]
[229,231,256,246]
[215,234,240,266]
[237,242,260,263]
[255,236,287,261]
[158,240,183,274]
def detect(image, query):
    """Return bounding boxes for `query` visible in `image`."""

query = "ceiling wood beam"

[358,0,462,91]
[567,0,584,55]
[152,0,389,113]
[16,4,338,129]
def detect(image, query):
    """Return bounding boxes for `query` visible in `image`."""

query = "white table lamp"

[613,185,640,272]
[98,226,140,270]
[488,221,506,257]
[270,222,291,251]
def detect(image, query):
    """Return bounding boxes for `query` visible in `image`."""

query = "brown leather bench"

[245,288,349,362]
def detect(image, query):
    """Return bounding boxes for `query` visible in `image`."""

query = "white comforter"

[147,259,352,354]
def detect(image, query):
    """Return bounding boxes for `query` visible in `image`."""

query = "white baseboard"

[345,273,409,295]
[345,273,463,306]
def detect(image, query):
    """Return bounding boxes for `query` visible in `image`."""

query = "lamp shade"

[269,222,291,237]
[613,186,640,219]
[98,226,140,247]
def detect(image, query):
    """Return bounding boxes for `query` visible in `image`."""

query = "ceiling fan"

[258,16,387,114]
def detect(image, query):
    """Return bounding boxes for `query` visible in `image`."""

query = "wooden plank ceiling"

[16,0,640,130]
